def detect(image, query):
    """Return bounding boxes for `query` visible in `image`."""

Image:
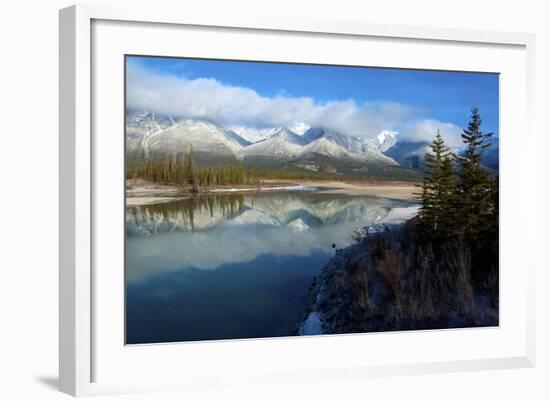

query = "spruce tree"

[454,107,494,242]
[417,131,455,241]
[184,146,199,193]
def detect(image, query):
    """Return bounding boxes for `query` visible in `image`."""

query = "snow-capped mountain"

[152,119,250,157]
[127,111,251,159]
[229,126,284,144]
[302,128,398,166]
[126,111,174,155]
[230,122,311,143]
[377,130,398,152]
[299,136,361,161]
[126,110,498,175]
[383,135,499,171]
[240,127,306,160]
[383,141,431,169]
[288,122,311,135]
[126,110,401,171]
[239,126,398,167]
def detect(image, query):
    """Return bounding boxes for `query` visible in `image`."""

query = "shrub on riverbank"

[299,220,498,335]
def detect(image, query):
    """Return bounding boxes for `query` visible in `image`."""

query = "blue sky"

[126,55,499,145]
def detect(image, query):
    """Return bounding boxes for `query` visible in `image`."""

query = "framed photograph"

[59,4,536,396]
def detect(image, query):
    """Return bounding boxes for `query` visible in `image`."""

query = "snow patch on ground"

[127,186,178,194]
[351,205,420,241]
[261,185,318,192]
[209,187,257,193]
[210,185,318,193]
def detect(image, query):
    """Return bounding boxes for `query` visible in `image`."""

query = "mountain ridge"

[125,110,497,177]
[126,110,400,173]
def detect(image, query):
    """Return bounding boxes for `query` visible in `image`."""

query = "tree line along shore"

[125,148,422,196]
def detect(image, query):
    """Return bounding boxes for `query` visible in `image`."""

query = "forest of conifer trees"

[125,147,412,191]
[415,107,498,284]
[126,148,251,192]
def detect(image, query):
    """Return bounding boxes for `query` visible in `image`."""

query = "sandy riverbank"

[125,178,419,206]
[288,180,418,201]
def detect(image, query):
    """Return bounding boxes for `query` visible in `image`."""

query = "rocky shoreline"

[297,236,395,336]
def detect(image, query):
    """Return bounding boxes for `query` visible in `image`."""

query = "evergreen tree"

[184,146,198,193]
[416,131,455,240]
[452,107,499,284]
[454,107,494,242]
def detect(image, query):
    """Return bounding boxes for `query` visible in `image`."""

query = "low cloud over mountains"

[126,63,464,147]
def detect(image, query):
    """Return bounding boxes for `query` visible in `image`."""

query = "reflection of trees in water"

[126,191,414,236]
[127,194,245,232]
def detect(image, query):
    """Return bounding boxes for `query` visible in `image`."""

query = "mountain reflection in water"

[125,190,418,344]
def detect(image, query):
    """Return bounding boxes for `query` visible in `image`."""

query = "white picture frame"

[59,3,536,397]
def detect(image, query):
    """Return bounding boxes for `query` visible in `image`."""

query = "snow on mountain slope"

[383,135,499,171]
[288,122,311,135]
[224,129,252,148]
[229,126,282,143]
[126,111,401,168]
[377,130,398,152]
[239,127,306,160]
[126,111,175,156]
[127,111,251,159]
[384,140,431,169]
[237,125,399,166]
[144,119,248,157]
[299,136,360,160]
[302,128,398,166]
[231,123,311,143]
[352,138,399,166]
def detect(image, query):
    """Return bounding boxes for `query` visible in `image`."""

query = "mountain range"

[126,110,499,176]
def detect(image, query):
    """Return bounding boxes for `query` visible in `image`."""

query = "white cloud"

[404,119,464,148]
[126,63,464,145]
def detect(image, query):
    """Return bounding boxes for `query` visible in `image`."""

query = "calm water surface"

[125,190,416,344]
